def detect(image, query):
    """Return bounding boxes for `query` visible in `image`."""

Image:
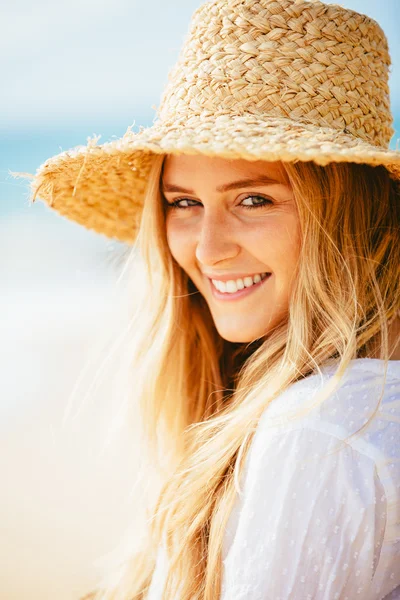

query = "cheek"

[166,219,193,269]
[165,212,301,274]
[251,216,301,271]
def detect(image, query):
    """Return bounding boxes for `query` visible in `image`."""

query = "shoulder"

[257,358,400,447]
[248,358,400,530]
[224,379,395,596]
[222,363,400,599]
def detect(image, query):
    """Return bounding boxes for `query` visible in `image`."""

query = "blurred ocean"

[1,117,400,599]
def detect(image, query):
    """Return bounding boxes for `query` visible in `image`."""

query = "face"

[161,154,301,343]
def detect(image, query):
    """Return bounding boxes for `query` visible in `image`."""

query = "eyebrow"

[161,175,286,194]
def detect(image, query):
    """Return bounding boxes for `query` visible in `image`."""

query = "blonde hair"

[79,155,400,600]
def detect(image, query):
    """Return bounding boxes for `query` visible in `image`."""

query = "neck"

[388,315,400,359]
[368,314,400,360]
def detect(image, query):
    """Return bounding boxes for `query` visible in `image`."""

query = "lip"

[208,273,271,301]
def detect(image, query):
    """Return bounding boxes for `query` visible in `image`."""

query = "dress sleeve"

[221,427,387,600]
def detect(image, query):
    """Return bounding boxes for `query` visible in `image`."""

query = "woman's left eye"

[165,195,273,211]
[240,195,273,210]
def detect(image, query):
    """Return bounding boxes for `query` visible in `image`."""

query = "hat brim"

[13,113,400,244]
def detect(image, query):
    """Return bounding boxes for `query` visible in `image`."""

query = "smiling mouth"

[210,272,270,293]
[208,273,272,300]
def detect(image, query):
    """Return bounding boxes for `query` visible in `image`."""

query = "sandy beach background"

[0,211,139,599]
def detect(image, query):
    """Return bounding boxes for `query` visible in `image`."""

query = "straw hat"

[13,0,400,244]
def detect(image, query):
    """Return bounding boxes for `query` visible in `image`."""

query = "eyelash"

[164,194,273,211]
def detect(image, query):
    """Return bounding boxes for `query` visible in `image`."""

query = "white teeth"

[211,272,269,294]
[214,280,227,292]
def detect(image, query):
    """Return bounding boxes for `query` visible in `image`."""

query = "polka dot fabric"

[221,359,400,600]
[147,359,400,599]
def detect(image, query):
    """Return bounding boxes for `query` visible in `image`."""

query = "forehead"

[161,153,290,186]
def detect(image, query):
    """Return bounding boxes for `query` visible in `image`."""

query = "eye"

[165,198,199,210]
[164,194,273,211]
[240,195,274,210]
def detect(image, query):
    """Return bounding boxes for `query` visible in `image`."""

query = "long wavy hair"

[78,154,400,600]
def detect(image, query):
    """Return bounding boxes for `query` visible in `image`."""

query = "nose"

[195,211,240,267]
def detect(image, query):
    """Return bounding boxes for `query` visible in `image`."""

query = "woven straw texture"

[13,0,400,243]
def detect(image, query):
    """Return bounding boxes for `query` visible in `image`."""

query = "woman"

[14,0,400,598]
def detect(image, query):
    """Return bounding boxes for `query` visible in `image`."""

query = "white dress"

[148,358,400,599]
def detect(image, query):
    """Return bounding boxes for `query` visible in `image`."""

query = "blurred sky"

[1,0,400,131]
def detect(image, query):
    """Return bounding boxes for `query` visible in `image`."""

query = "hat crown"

[156,0,394,148]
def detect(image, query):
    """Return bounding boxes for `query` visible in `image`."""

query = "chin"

[214,315,285,343]
[221,334,250,343]
[216,328,262,344]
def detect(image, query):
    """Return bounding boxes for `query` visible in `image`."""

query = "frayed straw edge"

[8,169,35,180]
[8,169,52,206]
[8,169,41,205]
[68,134,101,197]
